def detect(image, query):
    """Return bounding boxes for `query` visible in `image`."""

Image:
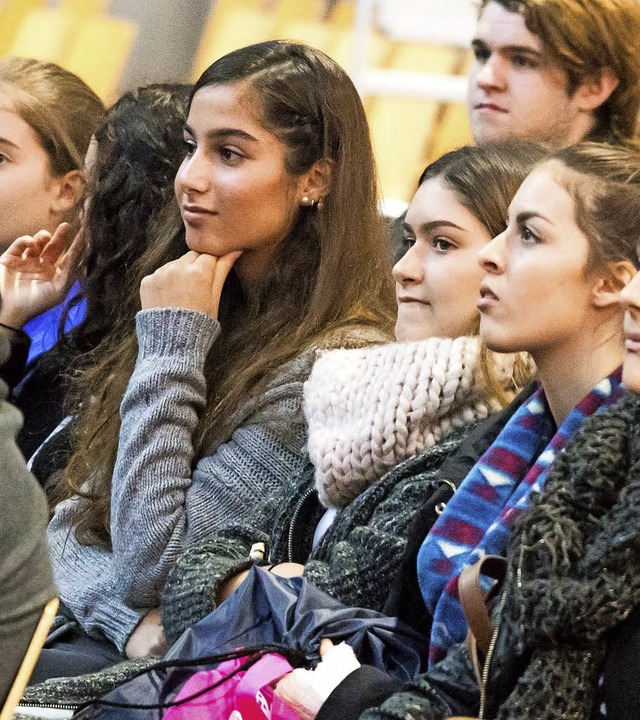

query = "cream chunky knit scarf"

[304,336,528,508]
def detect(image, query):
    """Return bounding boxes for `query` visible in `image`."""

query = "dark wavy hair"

[58,84,191,358]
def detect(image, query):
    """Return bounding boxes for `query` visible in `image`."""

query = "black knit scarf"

[497,391,640,720]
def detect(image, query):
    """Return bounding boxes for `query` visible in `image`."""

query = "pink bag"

[163,652,301,720]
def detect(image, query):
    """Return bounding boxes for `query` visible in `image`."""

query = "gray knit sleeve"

[47,498,145,652]
[110,307,310,609]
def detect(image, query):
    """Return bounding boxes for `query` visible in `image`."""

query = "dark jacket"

[321,390,640,720]
[317,387,535,720]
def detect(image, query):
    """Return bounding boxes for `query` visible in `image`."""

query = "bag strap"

[458,555,507,657]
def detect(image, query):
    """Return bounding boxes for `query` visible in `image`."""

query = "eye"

[183,138,196,156]
[519,223,540,245]
[432,236,455,253]
[472,45,490,64]
[401,233,416,250]
[0,152,7,164]
[219,146,244,165]
[512,53,537,69]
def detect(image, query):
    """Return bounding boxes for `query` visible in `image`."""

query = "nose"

[393,243,424,286]
[175,151,209,196]
[478,230,507,274]
[474,54,506,93]
[617,271,640,315]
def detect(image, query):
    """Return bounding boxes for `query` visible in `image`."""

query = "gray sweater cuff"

[136,308,221,359]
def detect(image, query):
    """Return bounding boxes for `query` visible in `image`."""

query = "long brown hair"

[61,41,395,548]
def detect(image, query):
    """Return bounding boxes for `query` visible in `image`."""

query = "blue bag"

[79,566,428,719]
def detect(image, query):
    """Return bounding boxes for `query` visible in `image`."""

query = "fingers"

[209,250,242,303]
[2,231,52,262]
[58,227,87,275]
[40,222,72,265]
[319,638,335,658]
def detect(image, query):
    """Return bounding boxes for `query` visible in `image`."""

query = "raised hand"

[140,250,242,318]
[0,223,85,329]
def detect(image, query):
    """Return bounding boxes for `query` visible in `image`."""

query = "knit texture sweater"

[48,308,370,653]
[305,336,521,508]
[160,337,528,645]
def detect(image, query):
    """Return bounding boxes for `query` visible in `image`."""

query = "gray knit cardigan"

[47,308,374,652]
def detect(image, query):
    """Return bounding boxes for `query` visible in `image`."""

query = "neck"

[532,317,623,426]
[562,112,597,147]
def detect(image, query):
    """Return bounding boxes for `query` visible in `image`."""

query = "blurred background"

[0,0,477,204]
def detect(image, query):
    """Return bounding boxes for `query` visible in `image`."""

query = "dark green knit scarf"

[497,391,640,720]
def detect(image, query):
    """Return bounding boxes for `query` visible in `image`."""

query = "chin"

[479,330,519,354]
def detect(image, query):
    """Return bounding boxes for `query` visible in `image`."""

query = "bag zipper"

[288,487,315,562]
[18,701,79,713]
[478,590,507,719]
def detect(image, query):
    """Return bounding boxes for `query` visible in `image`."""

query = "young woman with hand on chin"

[280,142,640,720]
[38,41,395,681]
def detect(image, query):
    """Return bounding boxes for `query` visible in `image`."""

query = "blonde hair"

[0,57,104,175]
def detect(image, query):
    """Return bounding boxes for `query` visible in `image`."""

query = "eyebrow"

[184,124,259,143]
[471,38,544,59]
[514,210,553,226]
[404,219,465,235]
[0,136,19,150]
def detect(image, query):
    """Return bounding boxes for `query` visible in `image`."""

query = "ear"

[298,158,333,206]
[50,170,85,217]
[575,66,619,113]
[592,260,637,307]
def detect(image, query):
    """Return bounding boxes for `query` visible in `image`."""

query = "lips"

[474,102,508,113]
[397,295,429,306]
[477,284,499,311]
[181,204,217,225]
[479,284,499,301]
[183,204,215,215]
[625,328,640,353]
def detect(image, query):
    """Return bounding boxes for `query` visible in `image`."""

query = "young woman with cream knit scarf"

[159,142,546,645]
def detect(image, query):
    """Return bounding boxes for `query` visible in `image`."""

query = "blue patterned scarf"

[417,368,624,665]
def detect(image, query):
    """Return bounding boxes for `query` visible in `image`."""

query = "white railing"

[351,0,477,102]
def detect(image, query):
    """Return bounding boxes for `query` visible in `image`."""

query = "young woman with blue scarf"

[274,142,640,720]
